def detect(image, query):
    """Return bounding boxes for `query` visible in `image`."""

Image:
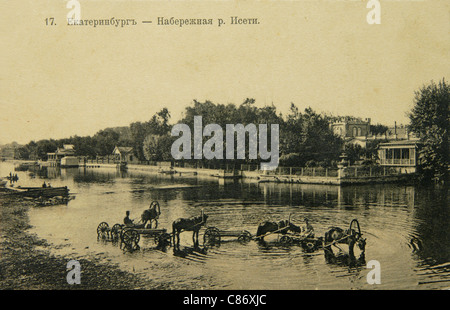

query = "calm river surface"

[2,162,449,290]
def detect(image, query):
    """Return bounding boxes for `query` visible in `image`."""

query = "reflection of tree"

[72,171,115,184]
[412,186,450,264]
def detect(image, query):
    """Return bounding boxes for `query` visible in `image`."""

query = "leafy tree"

[281,104,343,166]
[129,108,172,161]
[408,79,449,184]
[93,129,120,156]
[370,124,388,136]
[143,134,174,161]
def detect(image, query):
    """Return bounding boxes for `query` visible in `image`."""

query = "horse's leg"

[154,219,158,229]
[172,227,176,248]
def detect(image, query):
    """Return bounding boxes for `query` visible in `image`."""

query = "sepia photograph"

[0,0,449,299]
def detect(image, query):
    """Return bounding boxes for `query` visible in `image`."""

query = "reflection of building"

[112,146,137,163]
[377,140,421,173]
[47,144,78,167]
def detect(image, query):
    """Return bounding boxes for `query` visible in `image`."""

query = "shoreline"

[0,197,174,290]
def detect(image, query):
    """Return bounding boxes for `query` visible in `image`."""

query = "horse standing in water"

[172,213,208,249]
[141,201,161,229]
[255,220,301,241]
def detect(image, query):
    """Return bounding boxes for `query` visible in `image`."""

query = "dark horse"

[323,219,366,265]
[255,220,301,241]
[141,201,161,229]
[172,213,208,249]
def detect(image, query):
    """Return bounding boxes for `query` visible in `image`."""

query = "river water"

[1,162,449,290]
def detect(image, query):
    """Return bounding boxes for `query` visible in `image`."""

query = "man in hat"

[123,211,134,227]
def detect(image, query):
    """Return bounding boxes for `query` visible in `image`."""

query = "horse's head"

[197,213,208,224]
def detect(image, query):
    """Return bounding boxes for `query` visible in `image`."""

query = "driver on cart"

[123,211,145,229]
[300,218,315,238]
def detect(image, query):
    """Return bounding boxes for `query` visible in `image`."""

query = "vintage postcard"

[1,0,449,298]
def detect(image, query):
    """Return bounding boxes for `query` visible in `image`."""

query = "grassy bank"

[0,197,157,290]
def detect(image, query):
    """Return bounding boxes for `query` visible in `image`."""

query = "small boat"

[1,186,70,198]
[158,168,177,175]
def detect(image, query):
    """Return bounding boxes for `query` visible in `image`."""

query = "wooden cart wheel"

[279,235,293,245]
[203,227,221,245]
[237,230,252,243]
[121,229,140,250]
[303,241,316,252]
[97,222,109,238]
[111,223,123,240]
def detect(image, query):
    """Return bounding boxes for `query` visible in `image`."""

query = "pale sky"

[1,0,449,144]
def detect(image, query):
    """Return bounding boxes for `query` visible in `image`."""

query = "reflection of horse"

[172,213,208,249]
[255,220,301,241]
[172,244,208,259]
[323,219,366,265]
[141,201,161,229]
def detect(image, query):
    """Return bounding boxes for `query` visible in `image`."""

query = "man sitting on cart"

[300,218,314,238]
[123,211,145,229]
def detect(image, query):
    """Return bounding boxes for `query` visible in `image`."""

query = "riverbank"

[79,161,417,186]
[0,196,211,290]
[0,197,152,289]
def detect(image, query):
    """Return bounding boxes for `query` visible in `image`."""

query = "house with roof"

[112,146,138,163]
[47,144,79,167]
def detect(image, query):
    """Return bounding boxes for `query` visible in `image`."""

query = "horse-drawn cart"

[203,227,252,245]
[278,234,323,251]
[96,222,171,250]
[120,227,171,250]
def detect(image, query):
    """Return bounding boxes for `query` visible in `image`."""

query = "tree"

[143,134,174,161]
[130,108,172,161]
[408,79,449,184]
[281,104,343,166]
[93,129,120,156]
[370,124,388,136]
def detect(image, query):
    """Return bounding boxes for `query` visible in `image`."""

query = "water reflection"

[1,161,448,289]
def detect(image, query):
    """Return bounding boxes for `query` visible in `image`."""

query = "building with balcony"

[47,144,78,167]
[377,140,421,173]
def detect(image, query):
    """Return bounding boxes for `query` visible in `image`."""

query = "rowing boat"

[0,186,70,198]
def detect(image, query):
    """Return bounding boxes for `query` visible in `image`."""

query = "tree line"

[13,78,449,183]
[15,100,349,167]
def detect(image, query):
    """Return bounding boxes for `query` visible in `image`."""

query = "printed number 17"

[45,18,55,26]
